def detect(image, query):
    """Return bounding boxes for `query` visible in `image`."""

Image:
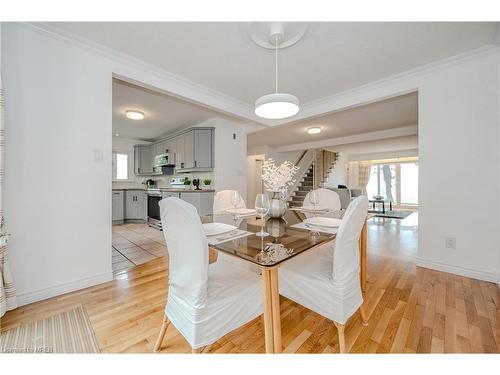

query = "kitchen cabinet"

[194,128,213,169]
[125,190,147,221]
[175,135,185,168]
[112,190,124,224]
[134,145,153,175]
[133,127,214,175]
[175,128,214,172]
[180,192,214,216]
[182,130,195,169]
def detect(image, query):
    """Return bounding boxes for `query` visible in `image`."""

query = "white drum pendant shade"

[254,93,300,119]
[253,23,301,120]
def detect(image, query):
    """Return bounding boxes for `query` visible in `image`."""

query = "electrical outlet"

[445,237,456,249]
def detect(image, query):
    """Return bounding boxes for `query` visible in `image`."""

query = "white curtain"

[0,73,17,317]
[357,162,372,195]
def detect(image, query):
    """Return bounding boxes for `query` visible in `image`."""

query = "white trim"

[276,125,418,152]
[415,258,499,284]
[16,272,113,307]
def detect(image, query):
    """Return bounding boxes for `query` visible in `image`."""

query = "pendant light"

[254,24,300,120]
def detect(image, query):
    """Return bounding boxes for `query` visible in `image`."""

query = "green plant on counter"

[203,179,212,186]
[183,177,192,186]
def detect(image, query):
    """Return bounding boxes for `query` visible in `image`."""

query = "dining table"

[201,208,372,354]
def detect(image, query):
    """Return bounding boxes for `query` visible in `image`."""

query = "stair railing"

[285,149,314,202]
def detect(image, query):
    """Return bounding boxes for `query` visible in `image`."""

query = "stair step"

[294,191,307,197]
[298,186,313,192]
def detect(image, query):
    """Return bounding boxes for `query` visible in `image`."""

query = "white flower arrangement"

[261,158,300,199]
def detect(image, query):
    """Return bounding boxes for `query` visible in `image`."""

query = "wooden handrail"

[294,150,308,166]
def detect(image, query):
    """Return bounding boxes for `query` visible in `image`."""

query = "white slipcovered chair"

[279,196,369,353]
[154,197,263,353]
[213,190,246,214]
[212,190,258,272]
[303,188,341,211]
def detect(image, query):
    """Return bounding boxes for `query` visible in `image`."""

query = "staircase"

[288,150,339,208]
[289,165,314,207]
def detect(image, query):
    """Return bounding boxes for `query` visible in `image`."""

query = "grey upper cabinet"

[175,135,185,168]
[134,127,214,175]
[194,128,213,169]
[125,190,147,221]
[134,145,153,175]
[175,128,214,173]
[183,130,195,169]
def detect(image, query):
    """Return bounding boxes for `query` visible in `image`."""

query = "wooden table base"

[261,267,282,354]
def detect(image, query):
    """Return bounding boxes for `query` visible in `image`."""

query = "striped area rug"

[0,305,100,353]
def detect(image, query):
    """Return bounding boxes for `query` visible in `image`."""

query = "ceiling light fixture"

[254,23,300,120]
[307,127,321,135]
[126,110,145,120]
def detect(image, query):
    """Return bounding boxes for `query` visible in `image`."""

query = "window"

[112,153,128,180]
[366,161,418,206]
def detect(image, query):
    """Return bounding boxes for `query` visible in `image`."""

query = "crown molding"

[285,45,499,124]
[22,22,270,126]
[276,125,418,152]
[16,23,500,129]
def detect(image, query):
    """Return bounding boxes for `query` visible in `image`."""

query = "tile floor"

[112,223,167,274]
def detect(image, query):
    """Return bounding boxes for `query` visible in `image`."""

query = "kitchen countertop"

[112,188,215,193]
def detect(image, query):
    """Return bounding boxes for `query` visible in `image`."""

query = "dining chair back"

[333,195,369,282]
[154,197,263,353]
[213,190,246,214]
[160,197,208,307]
[302,188,341,211]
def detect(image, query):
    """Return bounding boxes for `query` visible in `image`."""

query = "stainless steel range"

[147,188,163,230]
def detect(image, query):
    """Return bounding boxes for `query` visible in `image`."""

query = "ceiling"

[247,92,418,149]
[51,22,496,107]
[112,79,223,141]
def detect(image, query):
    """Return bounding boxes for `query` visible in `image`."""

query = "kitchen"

[110,78,250,273]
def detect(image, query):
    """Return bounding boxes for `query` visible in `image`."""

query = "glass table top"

[201,209,343,268]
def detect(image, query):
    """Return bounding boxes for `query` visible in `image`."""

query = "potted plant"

[183,177,192,189]
[203,178,212,189]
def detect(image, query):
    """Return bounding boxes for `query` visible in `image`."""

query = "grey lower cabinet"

[112,190,124,224]
[179,192,214,216]
[125,190,147,221]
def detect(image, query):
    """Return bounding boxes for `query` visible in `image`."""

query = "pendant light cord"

[275,35,278,93]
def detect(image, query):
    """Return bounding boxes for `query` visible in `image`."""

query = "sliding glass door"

[366,161,418,207]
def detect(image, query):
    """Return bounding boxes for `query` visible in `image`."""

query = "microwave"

[154,153,175,167]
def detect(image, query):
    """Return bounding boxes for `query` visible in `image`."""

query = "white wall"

[323,153,348,188]
[2,24,114,304]
[2,24,256,305]
[246,154,265,206]
[417,51,499,282]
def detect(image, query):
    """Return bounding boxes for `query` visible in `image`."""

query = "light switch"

[94,149,104,163]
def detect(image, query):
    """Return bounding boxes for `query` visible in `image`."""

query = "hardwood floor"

[2,214,499,353]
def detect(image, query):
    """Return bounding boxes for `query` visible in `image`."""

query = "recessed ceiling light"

[307,127,321,135]
[114,133,120,137]
[126,110,145,120]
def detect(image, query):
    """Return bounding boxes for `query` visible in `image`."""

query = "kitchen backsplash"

[112,171,215,190]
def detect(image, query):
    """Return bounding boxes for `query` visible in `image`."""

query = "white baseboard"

[415,258,499,284]
[16,272,113,307]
